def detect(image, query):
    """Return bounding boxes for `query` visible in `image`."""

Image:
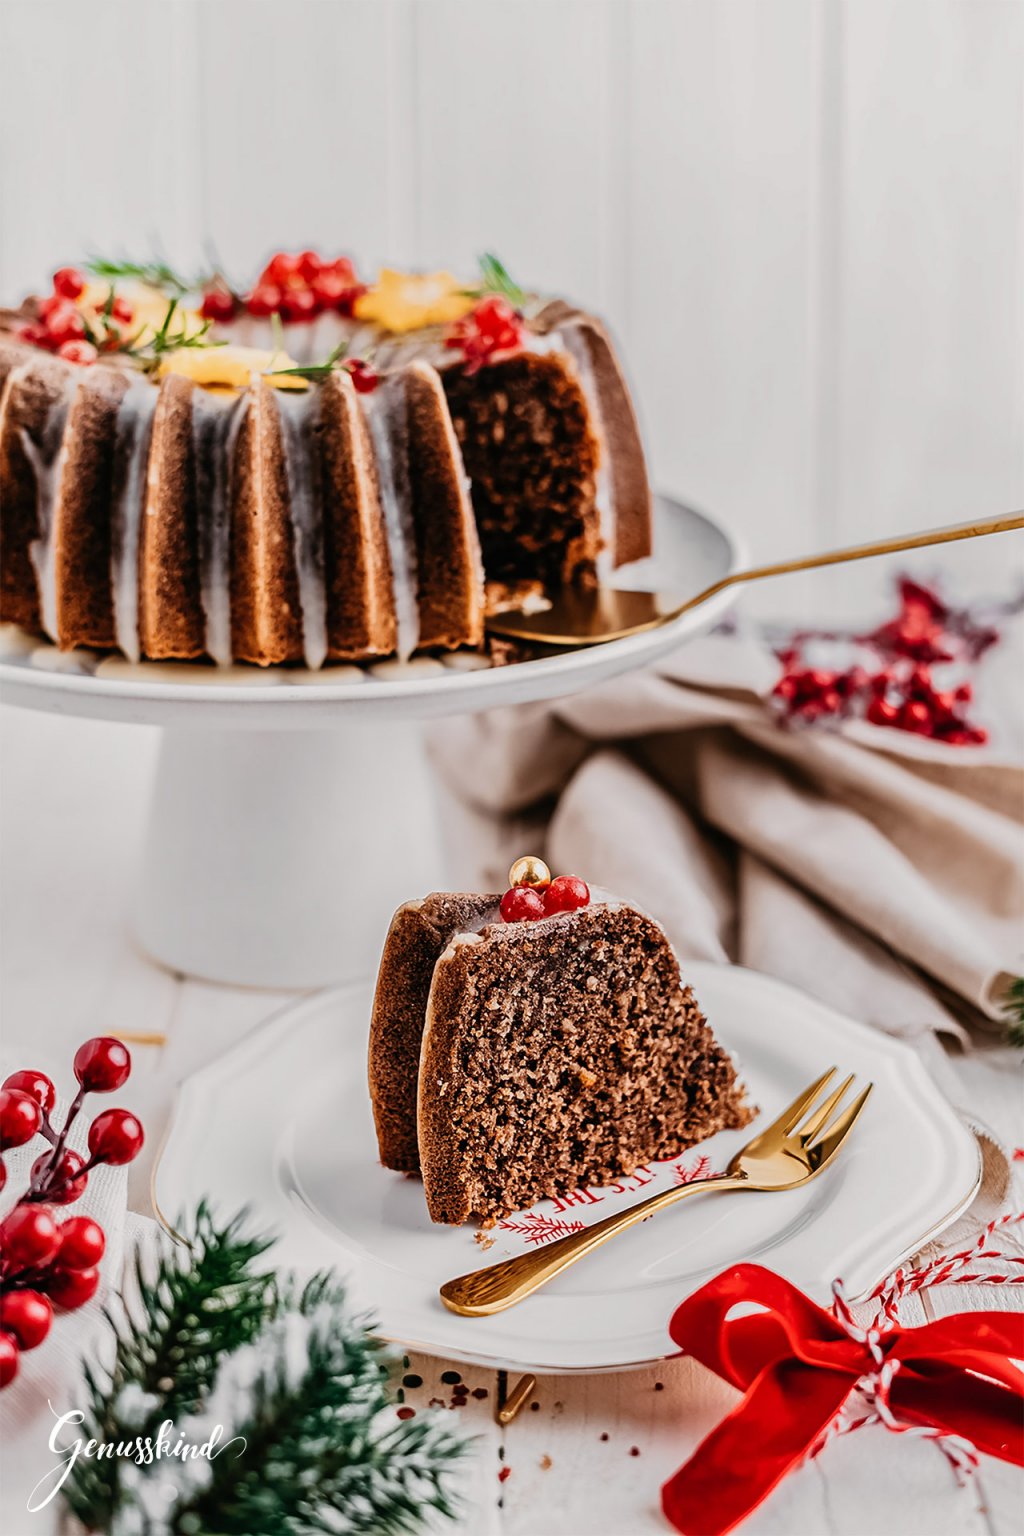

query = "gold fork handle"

[439,1173,749,1316]
[676,510,1024,618]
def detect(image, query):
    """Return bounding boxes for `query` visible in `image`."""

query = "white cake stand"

[0,497,740,987]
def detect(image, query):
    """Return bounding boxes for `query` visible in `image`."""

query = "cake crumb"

[474,1229,496,1251]
[629,1446,641,1457]
[539,1454,552,1470]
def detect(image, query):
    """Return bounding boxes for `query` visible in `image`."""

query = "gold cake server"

[440,1067,870,1316]
[485,511,1024,646]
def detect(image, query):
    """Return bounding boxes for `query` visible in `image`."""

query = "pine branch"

[62,1202,276,1531]
[269,339,349,381]
[166,1278,468,1536]
[63,1207,469,1536]
[1002,975,1024,1047]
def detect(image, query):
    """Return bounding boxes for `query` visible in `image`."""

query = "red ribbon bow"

[661,1263,1024,1536]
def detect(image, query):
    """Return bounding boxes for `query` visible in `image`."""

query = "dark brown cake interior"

[369,892,500,1173]
[418,903,752,1224]
[440,351,602,595]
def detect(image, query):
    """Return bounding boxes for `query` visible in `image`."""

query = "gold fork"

[440,1066,872,1317]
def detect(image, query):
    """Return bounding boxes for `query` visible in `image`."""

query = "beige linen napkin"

[428,629,1023,1045]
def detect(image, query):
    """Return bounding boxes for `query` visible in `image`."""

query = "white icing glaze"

[276,389,327,670]
[109,378,158,661]
[17,368,78,643]
[361,376,421,661]
[191,387,246,665]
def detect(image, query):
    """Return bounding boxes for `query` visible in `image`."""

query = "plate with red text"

[153,963,980,1373]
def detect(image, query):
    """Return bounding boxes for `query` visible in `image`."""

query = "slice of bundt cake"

[0,252,652,668]
[369,861,751,1225]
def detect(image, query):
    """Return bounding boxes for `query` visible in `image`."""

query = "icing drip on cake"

[192,387,246,666]
[362,376,420,661]
[109,378,158,661]
[18,368,78,643]
[276,388,328,670]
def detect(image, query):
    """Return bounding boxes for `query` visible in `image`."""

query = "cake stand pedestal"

[0,497,740,988]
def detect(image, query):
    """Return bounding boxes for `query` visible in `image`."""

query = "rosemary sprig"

[118,297,225,373]
[85,256,198,295]
[267,339,350,381]
[461,251,529,309]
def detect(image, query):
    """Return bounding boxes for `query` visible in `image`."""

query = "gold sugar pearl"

[508,855,551,890]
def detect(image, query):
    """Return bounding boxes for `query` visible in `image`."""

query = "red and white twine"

[809,1211,1024,1482]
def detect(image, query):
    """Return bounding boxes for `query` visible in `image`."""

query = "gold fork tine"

[797,1073,855,1144]
[807,1085,873,1162]
[775,1066,837,1138]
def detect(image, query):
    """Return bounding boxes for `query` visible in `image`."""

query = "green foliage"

[85,257,196,295]
[1002,975,1024,1047]
[61,1205,467,1536]
[464,251,529,309]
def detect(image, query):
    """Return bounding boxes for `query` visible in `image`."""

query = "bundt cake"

[0,252,652,668]
[369,859,751,1225]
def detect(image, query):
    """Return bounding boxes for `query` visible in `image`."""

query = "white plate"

[153,963,980,1374]
[0,496,740,727]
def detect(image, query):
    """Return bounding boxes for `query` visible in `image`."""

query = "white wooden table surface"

[1,667,1021,1536]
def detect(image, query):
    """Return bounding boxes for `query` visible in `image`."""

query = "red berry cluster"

[0,1037,144,1390]
[446,296,525,374]
[16,266,115,367]
[771,579,992,744]
[500,874,591,923]
[228,249,366,325]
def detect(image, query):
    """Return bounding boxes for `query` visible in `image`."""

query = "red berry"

[0,1204,59,1271]
[0,1088,41,1150]
[280,287,318,322]
[45,1266,100,1312]
[247,283,283,317]
[899,699,933,734]
[43,302,86,348]
[108,295,134,324]
[310,271,351,309]
[2,1071,56,1116]
[344,359,379,394]
[866,697,899,726]
[296,249,322,281]
[954,683,973,703]
[58,340,98,366]
[0,1333,18,1389]
[0,1159,5,1193]
[87,1109,144,1166]
[56,1217,105,1271]
[200,289,236,323]
[500,887,546,923]
[16,322,52,349]
[30,1149,88,1206]
[53,266,86,300]
[543,876,591,915]
[74,1037,131,1093]
[0,1290,52,1350]
[262,252,300,287]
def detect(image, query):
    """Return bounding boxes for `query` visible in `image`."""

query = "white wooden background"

[1,0,1022,578]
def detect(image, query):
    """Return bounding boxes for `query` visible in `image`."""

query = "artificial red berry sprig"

[771,577,1001,744]
[0,1037,144,1389]
[499,855,591,923]
[446,295,526,373]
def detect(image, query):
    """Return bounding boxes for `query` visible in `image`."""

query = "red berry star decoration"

[770,577,1001,744]
[0,1038,144,1390]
